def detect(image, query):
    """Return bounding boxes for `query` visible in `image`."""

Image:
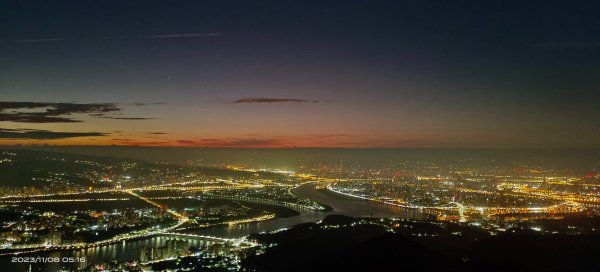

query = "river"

[2,182,423,271]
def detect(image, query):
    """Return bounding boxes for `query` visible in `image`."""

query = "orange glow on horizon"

[0,135,435,148]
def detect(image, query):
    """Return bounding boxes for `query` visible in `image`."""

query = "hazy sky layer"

[0,1,599,147]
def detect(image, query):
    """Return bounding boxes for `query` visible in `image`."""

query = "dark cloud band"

[0,128,107,140]
[0,102,120,123]
[0,101,159,123]
[176,138,279,147]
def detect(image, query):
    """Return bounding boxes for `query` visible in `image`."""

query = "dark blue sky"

[0,1,599,147]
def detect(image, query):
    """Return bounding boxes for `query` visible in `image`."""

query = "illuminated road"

[125,189,186,219]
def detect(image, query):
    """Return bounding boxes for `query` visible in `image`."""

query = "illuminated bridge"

[161,232,233,242]
[201,194,325,211]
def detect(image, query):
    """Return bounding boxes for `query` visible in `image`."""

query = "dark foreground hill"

[241,215,600,272]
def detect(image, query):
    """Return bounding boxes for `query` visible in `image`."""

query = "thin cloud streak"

[150,33,223,39]
[130,102,166,106]
[534,42,600,48]
[7,33,221,43]
[232,98,321,104]
[96,117,157,120]
[11,38,66,43]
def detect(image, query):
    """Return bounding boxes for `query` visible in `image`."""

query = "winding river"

[2,182,423,271]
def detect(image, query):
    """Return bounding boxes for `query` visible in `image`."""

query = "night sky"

[1,1,599,148]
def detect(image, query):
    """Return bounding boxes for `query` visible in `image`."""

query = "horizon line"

[0,144,596,150]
